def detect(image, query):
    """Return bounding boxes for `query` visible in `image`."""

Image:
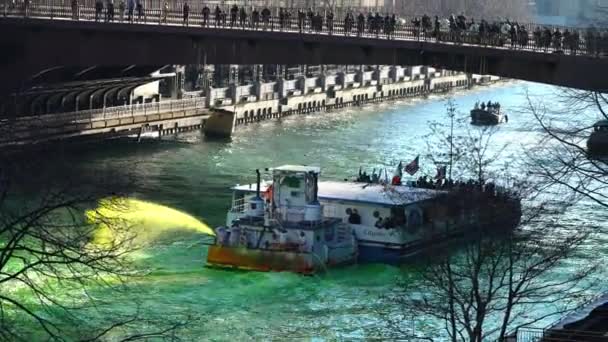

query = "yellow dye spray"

[86,197,215,246]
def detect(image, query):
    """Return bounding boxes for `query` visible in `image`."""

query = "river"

[14,81,608,340]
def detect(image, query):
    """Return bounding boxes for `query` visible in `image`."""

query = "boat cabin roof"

[232,180,443,206]
[271,165,321,174]
[594,120,608,128]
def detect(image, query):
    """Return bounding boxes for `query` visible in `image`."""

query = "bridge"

[0,96,211,146]
[1,4,608,98]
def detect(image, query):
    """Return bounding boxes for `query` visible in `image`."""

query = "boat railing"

[230,197,246,213]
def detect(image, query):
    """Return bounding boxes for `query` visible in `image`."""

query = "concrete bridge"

[1,6,608,98]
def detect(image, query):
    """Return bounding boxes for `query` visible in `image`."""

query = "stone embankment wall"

[206,66,498,127]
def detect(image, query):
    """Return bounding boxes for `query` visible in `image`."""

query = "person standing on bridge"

[214,5,221,27]
[23,0,29,17]
[356,12,364,36]
[251,8,259,29]
[106,0,114,22]
[230,4,238,27]
[297,9,305,33]
[135,0,143,22]
[326,10,334,35]
[127,0,134,22]
[161,0,168,24]
[118,0,125,22]
[261,7,270,31]
[201,4,209,26]
[95,0,103,22]
[182,1,189,26]
[239,6,246,28]
[71,0,79,20]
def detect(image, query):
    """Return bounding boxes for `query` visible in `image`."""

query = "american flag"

[404,156,420,175]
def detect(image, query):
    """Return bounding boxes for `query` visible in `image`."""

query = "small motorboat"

[471,101,508,125]
[587,120,608,157]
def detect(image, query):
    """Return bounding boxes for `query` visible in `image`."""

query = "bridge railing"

[3,97,206,128]
[2,0,607,58]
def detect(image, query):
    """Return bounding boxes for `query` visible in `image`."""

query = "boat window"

[347,208,362,224]
[408,210,422,227]
[391,206,406,226]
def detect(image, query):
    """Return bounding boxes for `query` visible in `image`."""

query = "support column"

[204,109,236,138]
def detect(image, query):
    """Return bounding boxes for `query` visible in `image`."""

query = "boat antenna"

[255,169,261,199]
[447,100,455,180]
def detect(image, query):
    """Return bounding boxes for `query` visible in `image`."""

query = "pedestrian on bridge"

[106,0,114,22]
[127,0,134,22]
[95,0,103,22]
[161,0,168,24]
[261,7,270,30]
[239,6,246,28]
[136,0,143,22]
[251,8,259,29]
[183,1,189,26]
[326,10,334,35]
[118,0,125,22]
[71,0,79,20]
[23,0,29,17]
[297,9,304,32]
[214,5,221,27]
[230,4,237,27]
[201,4,209,26]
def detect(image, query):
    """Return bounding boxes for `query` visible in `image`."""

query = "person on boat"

[375,216,384,228]
[349,209,362,224]
[216,226,226,246]
[228,224,240,246]
[474,101,479,109]
[383,217,393,229]
[278,229,288,249]
[239,229,249,248]
[298,231,308,252]
[361,171,369,182]
[481,101,486,110]
[371,169,379,183]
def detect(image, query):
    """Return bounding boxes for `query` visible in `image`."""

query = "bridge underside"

[1,18,607,100]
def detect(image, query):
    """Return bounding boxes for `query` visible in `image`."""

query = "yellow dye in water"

[86,197,215,246]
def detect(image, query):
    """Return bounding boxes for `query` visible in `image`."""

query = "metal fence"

[2,97,206,127]
[2,0,607,58]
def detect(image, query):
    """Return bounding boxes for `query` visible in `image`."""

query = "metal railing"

[2,1,607,58]
[1,97,206,127]
[514,327,608,342]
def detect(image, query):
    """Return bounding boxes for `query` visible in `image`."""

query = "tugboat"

[471,101,508,125]
[219,168,521,264]
[587,120,608,157]
[206,166,358,274]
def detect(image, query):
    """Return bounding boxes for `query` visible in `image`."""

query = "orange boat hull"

[206,245,317,275]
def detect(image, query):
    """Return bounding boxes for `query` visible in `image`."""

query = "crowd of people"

[474,101,501,111]
[6,1,607,57]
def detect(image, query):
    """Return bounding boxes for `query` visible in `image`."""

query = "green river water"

[11,81,608,340]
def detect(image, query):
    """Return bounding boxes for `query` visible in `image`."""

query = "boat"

[470,101,508,125]
[206,166,358,274]
[218,167,522,264]
[587,120,608,157]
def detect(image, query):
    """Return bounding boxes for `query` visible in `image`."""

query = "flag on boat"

[393,161,403,177]
[435,165,447,180]
[404,156,420,175]
[392,162,403,185]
